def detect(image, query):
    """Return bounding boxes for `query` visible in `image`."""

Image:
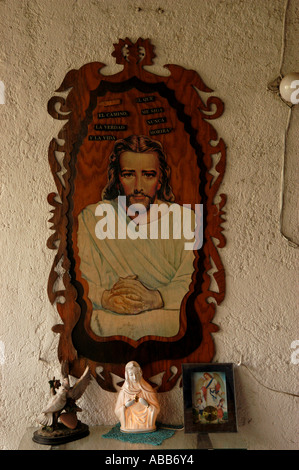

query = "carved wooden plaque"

[47,38,226,392]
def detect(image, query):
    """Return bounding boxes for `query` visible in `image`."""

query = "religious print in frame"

[47,38,227,392]
[182,363,237,433]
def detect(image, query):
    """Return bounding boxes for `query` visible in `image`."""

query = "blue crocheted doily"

[102,422,183,446]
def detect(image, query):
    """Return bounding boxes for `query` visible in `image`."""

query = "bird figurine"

[37,362,91,430]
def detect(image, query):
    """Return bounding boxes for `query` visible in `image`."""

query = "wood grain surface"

[47,38,226,392]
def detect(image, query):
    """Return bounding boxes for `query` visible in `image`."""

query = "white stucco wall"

[0,0,298,450]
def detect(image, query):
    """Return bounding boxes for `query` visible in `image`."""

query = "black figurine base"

[32,421,89,446]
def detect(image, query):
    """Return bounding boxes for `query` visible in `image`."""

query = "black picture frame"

[182,363,237,433]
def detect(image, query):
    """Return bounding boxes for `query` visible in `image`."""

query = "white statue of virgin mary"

[115,361,160,433]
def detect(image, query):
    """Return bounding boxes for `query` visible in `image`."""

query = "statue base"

[32,421,89,446]
[120,427,156,433]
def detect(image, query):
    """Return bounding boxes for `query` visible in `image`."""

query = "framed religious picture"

[47,38,226,392]
[182,363,237,433]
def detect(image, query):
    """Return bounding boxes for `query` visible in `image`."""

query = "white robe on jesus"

[77,199,196,340]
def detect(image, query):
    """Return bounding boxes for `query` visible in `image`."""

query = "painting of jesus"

[77,135,199,340]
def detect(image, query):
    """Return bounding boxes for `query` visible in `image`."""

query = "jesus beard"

[121,190,157,213]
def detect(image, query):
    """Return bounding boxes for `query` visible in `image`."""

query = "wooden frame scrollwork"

[47,38,226,392]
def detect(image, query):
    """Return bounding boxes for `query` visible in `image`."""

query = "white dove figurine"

[37,366,91,428]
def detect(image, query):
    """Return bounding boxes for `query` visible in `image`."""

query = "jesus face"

[118,151,161,212]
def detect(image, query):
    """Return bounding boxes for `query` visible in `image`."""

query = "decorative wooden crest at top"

[47,38,226,393]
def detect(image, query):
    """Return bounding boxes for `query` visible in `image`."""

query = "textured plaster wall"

[0,0,298,450]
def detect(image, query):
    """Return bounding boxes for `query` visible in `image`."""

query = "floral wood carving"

[47,38,226,393]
